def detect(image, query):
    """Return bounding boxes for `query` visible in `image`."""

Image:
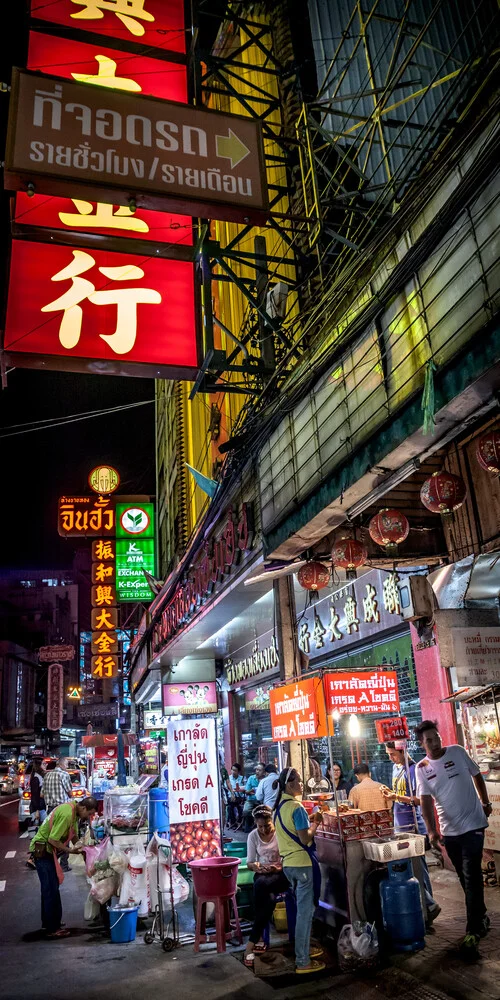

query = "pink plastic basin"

[189,856,240,897]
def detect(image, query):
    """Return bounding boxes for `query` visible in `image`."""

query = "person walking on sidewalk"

[382,741,441,926]
[274,768,325,975]
[415,720,492,961]
[43,758,73,871]
[30,797,97,938]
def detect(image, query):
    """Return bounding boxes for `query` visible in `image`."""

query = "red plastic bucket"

[189,857,240,897]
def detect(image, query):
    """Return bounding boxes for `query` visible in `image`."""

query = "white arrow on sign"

[215,129,251,169]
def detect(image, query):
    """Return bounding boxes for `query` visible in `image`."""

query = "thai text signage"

[39,644,75,662]
[5,70,268,224]
[116,538,155,602]
[5,240,198,379]
[58,495,115,536]
[226,636,278,687]
[375,716,410,743]
[245,685,272,711]
[153,503,254,653]
[167,717,221,863]
[162,682,217,716]
[325,670,400,715]
[47,662,64,730]
[452,627,500,686]
[30,0,187,54]
[269,678,329,741]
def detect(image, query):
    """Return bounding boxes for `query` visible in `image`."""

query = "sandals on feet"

[296,960,325,974]
[244,954,255,967]
[46,929,71,938]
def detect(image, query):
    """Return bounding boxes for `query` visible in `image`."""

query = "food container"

[358,811,377,827]
[362,833,425,862]
[374,810,393,826]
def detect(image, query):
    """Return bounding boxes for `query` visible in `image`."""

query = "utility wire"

[0,399,154,439]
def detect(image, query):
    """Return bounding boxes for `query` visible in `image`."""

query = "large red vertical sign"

[30,0,186,53]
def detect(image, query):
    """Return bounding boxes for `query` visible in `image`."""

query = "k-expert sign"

[5,70,268,225]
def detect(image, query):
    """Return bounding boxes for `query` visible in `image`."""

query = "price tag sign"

[375,716,410,743]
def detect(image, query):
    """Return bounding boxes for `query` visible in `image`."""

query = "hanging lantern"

[368,508,410,557]
[420,470,466,518]
[297,560,331,591]
[331,537,367,580]
[476,430,500,475]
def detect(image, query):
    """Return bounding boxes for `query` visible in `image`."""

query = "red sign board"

[162,682,218,716]
[30,0,186,54]
[28,32,188,103]
[14,193,192,247]
[4,240,198,378]
[269,678,329,741]
[47,662,64,730]
[375,716,410,743]
[324,670,400,715]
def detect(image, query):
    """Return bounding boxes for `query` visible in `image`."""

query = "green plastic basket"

[236,863,254,886]
[224,842,247,858]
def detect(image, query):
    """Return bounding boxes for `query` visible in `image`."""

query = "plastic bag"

[108,848,129,876]
[337,922,378,971]
[119,836,148,916]
[84,891,101,921]
[146,833,189,911]
[90,873,117,904]
[82,836,111,876]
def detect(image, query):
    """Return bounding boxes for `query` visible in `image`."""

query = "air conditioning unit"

[397,575,434,621]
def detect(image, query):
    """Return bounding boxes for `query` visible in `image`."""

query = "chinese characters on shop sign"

[91,538,118,678]
[298,573,401,655]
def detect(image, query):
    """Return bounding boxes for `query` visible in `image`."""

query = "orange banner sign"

[269,677,328,741]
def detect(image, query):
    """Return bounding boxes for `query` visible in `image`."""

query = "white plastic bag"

[90,873,118,904]
[119,836,148,916]
[84,890,101,920]
[337,922,378,970]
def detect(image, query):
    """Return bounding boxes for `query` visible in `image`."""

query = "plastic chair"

[194,893,243,953]
[262,889,297,946]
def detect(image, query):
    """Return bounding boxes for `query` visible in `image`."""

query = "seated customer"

[350,763,388,811]
[244,805,290,966]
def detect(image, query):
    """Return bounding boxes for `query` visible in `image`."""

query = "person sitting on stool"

[244,805,290,967]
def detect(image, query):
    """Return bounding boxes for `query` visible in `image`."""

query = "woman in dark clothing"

[30,761,47,825]
[326,761,352,796]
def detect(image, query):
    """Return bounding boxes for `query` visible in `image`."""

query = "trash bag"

[337,921,378,971]
[146,832,189,912]
[84,891,101,921]
[82,836,111,876]
[90,873,118,905]
[119,836,148,917]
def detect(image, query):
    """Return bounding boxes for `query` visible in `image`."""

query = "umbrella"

[117,727,127,786]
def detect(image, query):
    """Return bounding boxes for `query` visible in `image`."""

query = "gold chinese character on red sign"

[91,631,118,655]
[91,654,118,678]
[92,539,116,561]
[92,561,116,584]
[91,585,117,607]
[92,607,118,630]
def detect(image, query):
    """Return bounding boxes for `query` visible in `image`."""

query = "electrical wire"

[0,398,154,439]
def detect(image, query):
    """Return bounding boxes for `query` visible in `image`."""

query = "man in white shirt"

[255,765,279,809]
[415,720,492,960]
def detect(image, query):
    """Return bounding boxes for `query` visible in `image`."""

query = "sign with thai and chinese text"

[324,670,400,715]
[452,628,500,686]
[5,70,268,224]
[5,240,198,379]
[162,682,217,716]
[269,678,328,741]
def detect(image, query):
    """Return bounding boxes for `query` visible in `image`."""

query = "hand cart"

[144,833,180,952]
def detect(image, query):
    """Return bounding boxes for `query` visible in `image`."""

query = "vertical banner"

[47,662,64,730]
[167,717,221,863]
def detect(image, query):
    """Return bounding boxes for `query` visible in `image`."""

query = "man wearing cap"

[383,741,440,924]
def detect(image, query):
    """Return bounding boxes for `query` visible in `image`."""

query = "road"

[0,796,498,1000]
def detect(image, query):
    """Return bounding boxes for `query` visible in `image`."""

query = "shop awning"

[82,734,137,747]
[441,684,500,703]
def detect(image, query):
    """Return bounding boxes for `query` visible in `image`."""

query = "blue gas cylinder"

[380,859,425,952]
[149,787,169,835]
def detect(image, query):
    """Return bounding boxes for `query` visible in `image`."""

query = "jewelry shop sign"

[452,628,500,686]
[5,69,268,225]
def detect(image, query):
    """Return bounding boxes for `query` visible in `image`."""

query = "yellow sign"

[67,686,82,700]
[88,465,120,495]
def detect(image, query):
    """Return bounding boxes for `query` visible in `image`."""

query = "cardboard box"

[358,811,378,827]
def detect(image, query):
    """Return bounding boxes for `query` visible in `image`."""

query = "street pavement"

[1,797,499,1000]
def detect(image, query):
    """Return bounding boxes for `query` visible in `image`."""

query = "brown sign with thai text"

[5,69,268,224]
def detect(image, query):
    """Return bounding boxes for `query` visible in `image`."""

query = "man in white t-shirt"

[415,720,492,960]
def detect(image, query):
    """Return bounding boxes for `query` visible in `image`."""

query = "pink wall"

[410,623,458,745]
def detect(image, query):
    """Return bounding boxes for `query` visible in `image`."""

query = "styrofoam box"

[362,833,426,863]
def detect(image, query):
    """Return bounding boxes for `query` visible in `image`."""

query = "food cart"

[82,732,138,805]
[269,670,429,938]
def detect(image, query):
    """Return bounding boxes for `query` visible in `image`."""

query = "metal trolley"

[144,834,180,952]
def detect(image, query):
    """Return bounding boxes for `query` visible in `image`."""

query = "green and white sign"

[116,503,155,538]
[116,538,155,602]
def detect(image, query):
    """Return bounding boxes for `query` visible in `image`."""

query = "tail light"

[72,788,85,797]
[23,791,30,799]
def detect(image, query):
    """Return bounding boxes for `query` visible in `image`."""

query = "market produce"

[169,818,221,863]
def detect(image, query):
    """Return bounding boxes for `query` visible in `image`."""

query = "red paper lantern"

[369,508,410,556]
[331,537,367,580]
[420,470,466,518]
[476,430,500,475]
[297,561,331,591]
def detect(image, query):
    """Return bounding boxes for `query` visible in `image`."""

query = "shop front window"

[237,688,279,775]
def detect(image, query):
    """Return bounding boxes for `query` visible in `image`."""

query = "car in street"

[18,768,88,829]
[0,764,20,795]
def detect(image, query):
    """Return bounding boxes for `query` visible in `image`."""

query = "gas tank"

[380,859,425,952]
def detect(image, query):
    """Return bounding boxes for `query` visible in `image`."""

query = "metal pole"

[403,743,418,833]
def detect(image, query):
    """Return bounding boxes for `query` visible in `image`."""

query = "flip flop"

[46,929,71,938]
[244,954,255,967]
[309,946,324,958]
[254,943,267,953]
[295,960,326,974]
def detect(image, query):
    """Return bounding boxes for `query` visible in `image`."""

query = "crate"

[362,833,426,863]
[236,863,254,886]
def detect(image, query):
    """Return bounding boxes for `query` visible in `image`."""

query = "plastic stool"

[262,890,297,946]
[194,893,243,953]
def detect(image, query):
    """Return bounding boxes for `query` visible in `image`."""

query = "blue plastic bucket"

[109,905,139,943]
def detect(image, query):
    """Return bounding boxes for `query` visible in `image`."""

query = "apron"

[275,800,321,905]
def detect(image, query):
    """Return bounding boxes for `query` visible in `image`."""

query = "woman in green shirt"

[274,768,325,974]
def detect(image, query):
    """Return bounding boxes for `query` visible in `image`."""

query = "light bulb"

[348,714,360,738]
[332,710,340,721]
